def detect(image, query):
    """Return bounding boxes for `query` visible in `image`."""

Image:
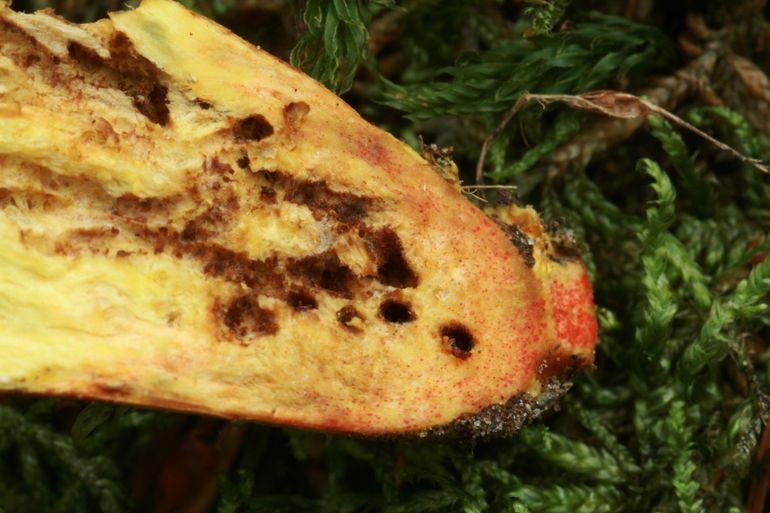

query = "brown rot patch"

[260,186,277,204]
[253,170,370,225]
[206,157,235,181]
[361,227,418,288]
[233,115,274,141]
[199,247,284,292]
[287,289,318,311]
[54,226,121,256]
[114,194,162,213]
[107,33,170,126]
[284,179,368,225]
[0,18,58,66]
[125,223,287,299]
[180,218,211,242]
[66,41,104,68]
[0,188,13,206]
[379,299,415,324]
[180,205,230,243]
[139,85,170,127]
[23,52,41,67]
[222,295,278,339]
[288,250,356,297]
[337,305,365,333]
[440,323,475,359]
[113,193,180,217]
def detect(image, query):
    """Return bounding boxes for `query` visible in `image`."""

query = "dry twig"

[477,53,768,187]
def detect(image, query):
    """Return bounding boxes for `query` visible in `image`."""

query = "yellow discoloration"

[0,0,596,435]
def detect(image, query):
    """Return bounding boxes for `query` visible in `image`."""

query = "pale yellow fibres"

[0,0,596,436]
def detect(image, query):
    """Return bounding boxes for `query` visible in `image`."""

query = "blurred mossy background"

[3,0,770,512]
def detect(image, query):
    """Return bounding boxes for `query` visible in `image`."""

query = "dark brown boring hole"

[233,114,274,141]
[337,305,364,333]
[196,99,212,110]
[236,154,250,169]
[440,323,475,359]
[283,101,310,122]
[380,300,415,324]
[287,290,318,311]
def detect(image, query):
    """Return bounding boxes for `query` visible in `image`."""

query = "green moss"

[2,1,769,512]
